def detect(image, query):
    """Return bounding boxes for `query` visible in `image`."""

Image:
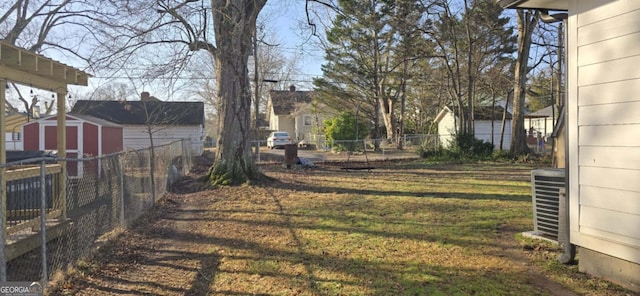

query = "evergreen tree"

[315,0,434,149]
[314,0,393,149]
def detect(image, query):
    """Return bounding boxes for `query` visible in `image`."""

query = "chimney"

[141,91,151,101]
[289,85,296,92]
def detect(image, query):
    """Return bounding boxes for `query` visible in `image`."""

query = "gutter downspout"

[540,10,568,24]
[558,17,575,264]
[539,9,575,264]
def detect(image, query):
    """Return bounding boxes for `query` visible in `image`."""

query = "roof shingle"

[269,90,314,116]
[71,100,204,125]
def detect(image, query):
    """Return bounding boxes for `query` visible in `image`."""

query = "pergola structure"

[0,40,90,273]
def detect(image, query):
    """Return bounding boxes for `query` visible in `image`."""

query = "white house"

[524,105,557,139]
[4,113,29,150]
[434,106,513,150]
[71,94,204,155]
[500,0,640,291]
[267,85,326,142]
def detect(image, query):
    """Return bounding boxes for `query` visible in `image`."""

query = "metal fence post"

[148,149,155,204]
[0,163,6,282]
[0,78,6,281]
[40,160,48,285]
[255,141,260,162]
[119,155,125,227]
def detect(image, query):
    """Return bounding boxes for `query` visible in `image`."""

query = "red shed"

[22,114,123,176]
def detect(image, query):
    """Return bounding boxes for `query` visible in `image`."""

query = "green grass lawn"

[53,160,631,295]
[196,161,609,295]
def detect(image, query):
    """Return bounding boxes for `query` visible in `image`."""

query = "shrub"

[420,133,495,162]
[323,112,369,151]
[451,133,494,158]
[417,146,443,158]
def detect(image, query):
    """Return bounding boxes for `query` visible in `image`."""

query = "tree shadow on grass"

[261,178,530,202]
[132,206,552,295]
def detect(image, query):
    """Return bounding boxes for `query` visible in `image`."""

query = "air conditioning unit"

[530,168,566,242]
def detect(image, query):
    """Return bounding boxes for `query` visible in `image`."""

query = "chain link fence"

[0,139,193,288]
[302,134,439,152]
[253,134,440,164]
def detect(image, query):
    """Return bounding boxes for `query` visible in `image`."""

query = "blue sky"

[4,2,328,109]
[261,1,327,87]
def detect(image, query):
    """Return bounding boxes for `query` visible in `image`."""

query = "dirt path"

[50,190,216,295]
[494,225,578,296]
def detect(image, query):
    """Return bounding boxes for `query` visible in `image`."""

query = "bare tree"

[250,23,302,132]
[426,0,515,137]
[510,9,539,154]
[192,77,221,142]
[9,0,268,185]
[90,82,139,101]
[72,95,204,200]
[0,0,115,112]
[205,1,267,185]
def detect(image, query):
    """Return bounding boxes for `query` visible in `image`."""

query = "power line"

[92,72,324,80]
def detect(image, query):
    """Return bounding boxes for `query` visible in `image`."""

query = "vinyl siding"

[275,116,295,140]
[4,135,22,150]
[437,110,511,150]
[524,117,554,139]
[437,111,456,148]
[569,0,640,263]
[474,121,512,150]
[122,125,203,155]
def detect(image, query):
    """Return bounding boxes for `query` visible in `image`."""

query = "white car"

[266,131,292,149]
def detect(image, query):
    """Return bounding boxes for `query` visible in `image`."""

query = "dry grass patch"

[49,160,632,296]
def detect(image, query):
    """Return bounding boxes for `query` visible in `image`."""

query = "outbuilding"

[22,114,123,176]
[434,106,512,150]
[71,95,204,155]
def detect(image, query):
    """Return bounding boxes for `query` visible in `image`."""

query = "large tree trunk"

[510,9,537,155]
[380,98,396,142]
[208,0,267,186]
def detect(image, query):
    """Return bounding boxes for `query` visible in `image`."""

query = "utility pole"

[253,26,260,135]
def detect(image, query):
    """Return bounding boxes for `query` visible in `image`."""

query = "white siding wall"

[5,133,22,150]
[437,111,512,150]
[294,114,313,141]
[569,0,640,264]
[437,111,456,148]
[524,117,554,139]
[277,116,295,140]
[474,120,512,151]
[123,125,203,155]
[269,110,279,131]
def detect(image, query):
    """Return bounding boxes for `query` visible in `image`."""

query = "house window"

[12,132,21,141]
[303,115,313,126]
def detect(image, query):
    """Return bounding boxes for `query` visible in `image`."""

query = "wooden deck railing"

[4,164,63,235]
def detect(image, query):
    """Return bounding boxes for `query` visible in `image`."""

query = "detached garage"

[434,106,512,150]
[22,114,123,176]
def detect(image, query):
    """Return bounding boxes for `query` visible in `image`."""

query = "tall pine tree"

[314,0,429,147]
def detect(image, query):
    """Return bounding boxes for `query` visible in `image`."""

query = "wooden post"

[57,91,67,220]
[0,79,7,281]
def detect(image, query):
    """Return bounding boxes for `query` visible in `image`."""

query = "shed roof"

[269,90,314,116]
[525,105,557,118]
[434,106,512,123]
[28,113,122,127]
[71,100,204,125]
